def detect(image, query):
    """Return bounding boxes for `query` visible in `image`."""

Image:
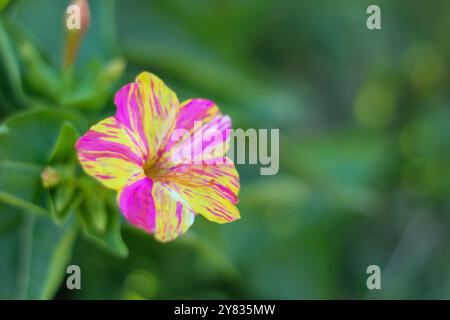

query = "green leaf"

[0,191,46,215]
[39,219,78,299]
[0,160,46,215]
[48,122,80,165]
[46,122,80,222]
[18,40,62,103]
[95,203,129,258]
[0,18,26,110]
[78,203,129,258]
[0,0,10,12]
[0,110,85,300]
[79,191,108,234]
[284,130,394,213]
[0,204,78,299]
[47,183,79,222]
[295,130,394,187]
[0,109,85,213]
[77,179,128,257]
[59,59,125,110]
[0,108,85,164]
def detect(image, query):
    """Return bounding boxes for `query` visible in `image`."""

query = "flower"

[75,72,240,242]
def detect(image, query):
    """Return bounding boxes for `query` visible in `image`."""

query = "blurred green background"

[0,0,449,299]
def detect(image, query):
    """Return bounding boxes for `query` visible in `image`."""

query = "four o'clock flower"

[75,72,240,242]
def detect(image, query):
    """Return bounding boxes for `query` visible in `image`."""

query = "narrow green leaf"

[40,223,78,299]
[0,192,46,215]
[0,18,25,108]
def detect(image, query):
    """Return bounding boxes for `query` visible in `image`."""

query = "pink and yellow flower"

[75,72,240,242]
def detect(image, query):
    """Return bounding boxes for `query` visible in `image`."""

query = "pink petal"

[118,177,195,242]
[156,99,231,169]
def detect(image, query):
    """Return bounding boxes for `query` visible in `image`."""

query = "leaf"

[39,219,78,299]
[79,190,108,234]
[77,179,128,257]
[94,203,129,258]
[18,40,62,103]
[296,130,394,186]
[78,203,129,258]
[0,18,26,110]
[47,183,79,222]
[59,58,126,110]
[0,0,10,12]
[0,160,46,215]
[0,108,86,164]
[0,204,78,299]
[0,111,84,301]
[42,121,80,222]
[0,191,46,215]
[0,109,85,213]
[283,130,394,213]
[0,109,82,299]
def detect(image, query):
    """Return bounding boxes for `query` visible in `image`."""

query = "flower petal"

[114,72,180,164]
[76,117,145,190]
[161,158,240,223]
[152,181,196,242]
[117,177,155,233]
[156,99,231,169]
[118,177,195,242]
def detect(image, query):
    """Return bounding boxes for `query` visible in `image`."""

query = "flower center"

[144,162,159,179]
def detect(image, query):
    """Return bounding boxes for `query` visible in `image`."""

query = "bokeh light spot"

[353,84,396,129]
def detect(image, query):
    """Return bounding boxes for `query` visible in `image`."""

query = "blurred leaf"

[78,204,129,258]
[283,130,394,214]
[59,58,125,110]
[242,175,309,208]
[48,121,79,164]
[0,204,78,299]
[0,109,85,214]
[284,129,395,191]
[77,179,128,257]
[18,40,62,102]
[0,161,45,214]
[45,121,80,221]
[46,166,79,222]
[0,18,25,110]
[0,0,10,12]
[47,184,79,223]
[0,108,86,164]
[80,191,108,234]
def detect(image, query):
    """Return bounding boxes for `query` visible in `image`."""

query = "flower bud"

[63,0,91,68]
[41,166,61,188]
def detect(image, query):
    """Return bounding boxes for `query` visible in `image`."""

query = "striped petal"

[156,99,231,169]
[114,72,180,165]
[118,177,195,242]
[160,158,240,223]
[76,117,145,190]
